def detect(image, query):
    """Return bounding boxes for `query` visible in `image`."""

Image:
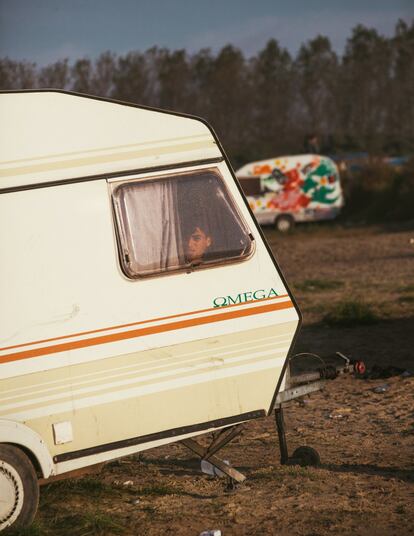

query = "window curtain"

[118,180,184,274]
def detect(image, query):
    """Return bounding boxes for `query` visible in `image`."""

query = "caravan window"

[112,168,253,278]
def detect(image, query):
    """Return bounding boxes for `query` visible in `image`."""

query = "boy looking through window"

[186,226,212,263]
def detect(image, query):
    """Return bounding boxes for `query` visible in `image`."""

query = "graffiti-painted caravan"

[0,91,300,530]
[236,155,343,232]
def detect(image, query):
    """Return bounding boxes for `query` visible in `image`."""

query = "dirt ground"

[9,223,414,536]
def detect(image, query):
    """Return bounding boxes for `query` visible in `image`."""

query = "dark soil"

[9,224,414,536]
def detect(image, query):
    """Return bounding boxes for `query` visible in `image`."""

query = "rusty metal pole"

[274,406,289,465]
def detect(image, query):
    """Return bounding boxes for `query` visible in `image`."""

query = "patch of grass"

[398,295,414,304]
[395,504,406,515]
[252,465,321,482]
[323,300,379,327]
[251,474,273,483]
[3,523,45,536]
[137,455,194,469]
[54,511,126,535]
[398,284,414,293]
[137,484,179,496]
[41,477,122,503]
[141,505,157,515]
[295,279,344,292]
[306,304,329,314]
[282,465,321,480]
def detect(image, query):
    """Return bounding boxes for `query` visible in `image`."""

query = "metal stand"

[179,356,349,480]
[272,379,324,466]
[181,424,246,484]
[274,406,289,465]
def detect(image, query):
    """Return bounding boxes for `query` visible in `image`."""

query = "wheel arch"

[274,212,295,223]
[0,419,55,478]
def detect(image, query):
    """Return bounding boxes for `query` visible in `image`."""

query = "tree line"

[1,20,413,168]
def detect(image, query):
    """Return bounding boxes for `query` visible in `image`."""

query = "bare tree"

[341,25,392,153]
[112,51,149,104]
[38,59,70,90]
[0,58,37,89]
[250,39,295,157]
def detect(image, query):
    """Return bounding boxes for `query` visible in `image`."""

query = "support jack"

[181,424,246,487]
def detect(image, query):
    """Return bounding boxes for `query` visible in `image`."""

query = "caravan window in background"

[112,168,253,278]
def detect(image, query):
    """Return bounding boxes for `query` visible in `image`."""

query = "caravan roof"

[0,91,220,192]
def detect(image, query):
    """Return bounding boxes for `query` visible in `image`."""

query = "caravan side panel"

[1,161,299,471]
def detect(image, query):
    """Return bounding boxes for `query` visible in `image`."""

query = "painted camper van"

[0,91,300,529]
[236,154,343,232]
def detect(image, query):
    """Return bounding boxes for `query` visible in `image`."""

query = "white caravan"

[0,91,301,529]
[236,154,343,232]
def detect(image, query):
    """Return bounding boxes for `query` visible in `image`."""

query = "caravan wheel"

[0,444,39,531]
[275,214,294,233]
[289,446,321,467]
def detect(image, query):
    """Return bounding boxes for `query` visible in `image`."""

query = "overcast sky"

[0,0,413,66]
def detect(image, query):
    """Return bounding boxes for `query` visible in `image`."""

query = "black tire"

[0,444,39,531]
[275,214,294,233]
[289,446,321,467]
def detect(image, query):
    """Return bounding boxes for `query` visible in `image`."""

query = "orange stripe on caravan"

[0,299,293,364]
[0,294,289,352]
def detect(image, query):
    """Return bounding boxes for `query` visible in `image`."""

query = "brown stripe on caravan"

[0,299,293,364]
[0,294,289,352]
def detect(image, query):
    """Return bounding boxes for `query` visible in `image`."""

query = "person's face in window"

[186,227,212,262]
